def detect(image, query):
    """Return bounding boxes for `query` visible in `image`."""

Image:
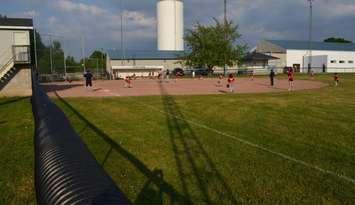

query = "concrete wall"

[0,67,32,97]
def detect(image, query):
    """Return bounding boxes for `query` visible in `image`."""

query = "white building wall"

[286,49,355,73]
[0,30,30,67]
[304,55,328,69]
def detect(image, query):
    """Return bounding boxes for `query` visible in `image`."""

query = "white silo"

[157,0,184,51]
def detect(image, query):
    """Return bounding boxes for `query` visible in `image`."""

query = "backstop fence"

[31,69,130,205]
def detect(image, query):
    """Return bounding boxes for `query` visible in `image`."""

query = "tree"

[324,37,352,43]
[52,41,65,73]
[36,37,66,74]
[65,55,82,73]
[182,19,247,73]
[83,50,106,72]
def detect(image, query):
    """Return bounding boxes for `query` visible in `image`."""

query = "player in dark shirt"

[84,70,93,88]
[269,69,275,86]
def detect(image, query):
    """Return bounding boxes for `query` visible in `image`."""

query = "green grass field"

[54,74,355,204]
[0,97,35,205]
[1,74,354,204]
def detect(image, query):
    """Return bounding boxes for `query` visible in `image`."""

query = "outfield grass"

[52,74,355,204]
[0,97,35,205]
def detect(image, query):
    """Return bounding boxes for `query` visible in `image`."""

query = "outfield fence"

[31,69,130,204]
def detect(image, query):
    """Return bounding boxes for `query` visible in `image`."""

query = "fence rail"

[31,70,130,205]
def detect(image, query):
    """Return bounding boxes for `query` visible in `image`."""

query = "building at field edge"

[106,50,185,79]
[105,49,279,79]
[256,40,355,73]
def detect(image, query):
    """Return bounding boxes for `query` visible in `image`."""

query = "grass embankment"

[0,97,35,205]
[53,74,355,204]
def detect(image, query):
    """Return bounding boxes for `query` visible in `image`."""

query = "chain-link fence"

[35,32,106,82]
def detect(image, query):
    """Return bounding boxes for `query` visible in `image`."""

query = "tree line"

[35,31,106,74]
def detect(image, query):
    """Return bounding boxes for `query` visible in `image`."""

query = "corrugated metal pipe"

[31,71,130,205]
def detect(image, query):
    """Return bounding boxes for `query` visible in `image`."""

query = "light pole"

[49,33,53,74]
[224,0,227,23]
[307,0,314,73]
[81,36,86,72]
[42,33,67,76]
[120,0,125,65]
[101,48,105,77]
[32,15,38,71]
[223,0,227,76]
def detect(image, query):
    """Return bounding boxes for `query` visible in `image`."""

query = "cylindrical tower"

[157,0,184,51]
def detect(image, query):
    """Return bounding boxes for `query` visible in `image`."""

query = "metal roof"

[245,52,279,61]
[0,17,33,27]
[267,40,355,52]
[106,49,185,60]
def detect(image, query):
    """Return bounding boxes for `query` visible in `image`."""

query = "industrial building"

[106,50,184,79]
[256,40,355,73]
[0,17,33,96]
[105,49,281,78]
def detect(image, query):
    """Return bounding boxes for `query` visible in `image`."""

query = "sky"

[1,0,355,58]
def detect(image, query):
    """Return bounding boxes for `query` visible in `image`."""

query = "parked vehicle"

[283,66,293,74]
[194,68,209,76]
[237,69,248,75]
[173,68,184,76]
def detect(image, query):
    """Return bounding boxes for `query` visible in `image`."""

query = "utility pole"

[101,48,104,76]
[120,0,125,65]
[308,0,314,73]
[49,33,53,74]
[96,58,99,79]
[223,0,227,76]
[81,36,86,72]
[64,51,67,77]
[224,0,227,23]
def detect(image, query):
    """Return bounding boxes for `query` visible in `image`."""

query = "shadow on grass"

[159,84,239,204]
[42,83,83,92]
[54,92,190,205]
[0,97,27,106]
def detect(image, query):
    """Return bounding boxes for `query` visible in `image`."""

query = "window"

[339,60,345,64]
[348,61,354,64]
[330,60,337,63]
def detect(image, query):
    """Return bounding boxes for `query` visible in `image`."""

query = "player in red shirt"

[288,68,294,91]
[227,74,236,93]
